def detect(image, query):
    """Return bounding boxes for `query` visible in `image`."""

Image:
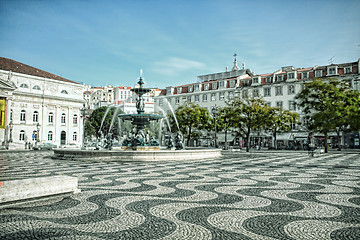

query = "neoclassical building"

[0,57,86,149]
[155,57,360,149]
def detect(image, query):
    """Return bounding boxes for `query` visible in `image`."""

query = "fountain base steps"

[0,176,80,209]
[119,146,161,151]
[53,149,222,161]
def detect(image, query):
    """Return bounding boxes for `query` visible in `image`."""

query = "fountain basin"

[53,148,222,161]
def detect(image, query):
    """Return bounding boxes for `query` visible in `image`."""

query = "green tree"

[217,107,235,149]
[89,106,124,138]
[84,120,96,140]
[268,107,299,149]
[296,78,360,152]
[174,103,212,146]
[227,97,271,152]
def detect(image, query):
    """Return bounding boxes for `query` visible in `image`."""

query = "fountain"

[53,71,222,161]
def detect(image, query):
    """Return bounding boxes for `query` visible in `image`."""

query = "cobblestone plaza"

[0,151,359,239]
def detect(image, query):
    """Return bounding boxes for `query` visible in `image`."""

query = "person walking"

[308,132,315,157]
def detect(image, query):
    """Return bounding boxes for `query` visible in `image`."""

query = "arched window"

[73,114,78,125]
[20,83,29,88]
[61,113,66,124]
[73,132,77,141]
[48,112,54,124]
[19,130,25,141]
[33,111,39,122]
[20,110,26,122]
[33,85,41,90]
[48,131,53,141]
[61,90,68,94]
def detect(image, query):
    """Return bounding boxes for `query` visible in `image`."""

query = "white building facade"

[155,57,360,149]
[0,57,86,149]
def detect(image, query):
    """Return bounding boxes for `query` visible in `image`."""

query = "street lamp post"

[36,123,40,143]
[9,121,13,143]
[211,105,219,148]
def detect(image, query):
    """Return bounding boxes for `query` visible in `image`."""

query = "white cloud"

[151,57,206,76]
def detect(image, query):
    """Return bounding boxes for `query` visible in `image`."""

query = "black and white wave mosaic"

[1,151,359,239]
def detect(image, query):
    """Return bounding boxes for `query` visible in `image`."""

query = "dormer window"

[344,66,352,74]
[288,72,295,79]
[252,77,259,84]
[177,87,182,93]
[194,84,200,91]
[276,75,283,82]
[229,80,235,88]
[266,77,272,83]
[302,72,308,79]
[327,66,337,76]
[20,83,29,88]
[219,81,225,88]
[212,82,217,90]
[315,70,323,77]
[188,86,193,92]
[204,84,209,91]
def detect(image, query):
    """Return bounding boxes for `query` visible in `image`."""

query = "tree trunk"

[336,130,341,151]
[187,127,192,147]
[224,129,228,150]
[246,127,251,152]
[273,127,277,150]
[324,132,329,153]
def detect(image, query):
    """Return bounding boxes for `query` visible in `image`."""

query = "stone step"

[0,176,80,208]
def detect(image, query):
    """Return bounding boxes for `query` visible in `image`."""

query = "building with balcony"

[155,57,360,149]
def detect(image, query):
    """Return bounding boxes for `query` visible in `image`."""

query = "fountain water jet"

[53,71,222,161]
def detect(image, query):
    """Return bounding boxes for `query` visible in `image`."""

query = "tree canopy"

[296,78,360,152]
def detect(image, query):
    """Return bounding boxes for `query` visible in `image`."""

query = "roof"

[0,57,80,84]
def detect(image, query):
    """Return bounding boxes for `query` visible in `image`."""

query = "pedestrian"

[308,132,315,157]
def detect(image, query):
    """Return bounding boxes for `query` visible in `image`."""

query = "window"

[345,67,352,74]
[195,95,200,102]
[48,112,54,124]
[204,84,209,91]
[212,82,217,89]
[264,88,271,97]
[229,80,236,88]
[195,85,200,91]
[315,70,323,77]
[33,111,39,122]
[33,85,41,90]
[219,92,225,100]
[288,72,295,79]
[187,96,192,102]
[253,89,259,97]
[188,86,193,92]
[19,130,25,141]
[61,90,68,94]
[175,97,180,105]
[203,94,208,102]
[228,91,234,99]
[276,101,283,109]
[328,67,337,75]
[73,114,78,125]
[253,77,259,84]
[276,75,283,82]
[48,131,53,141]
[302,72,308,79]
[61,113,66,124]
[242,90,248,98]
[219,81,225,88]
[20,83,29,88]
[177,87,182,93]
[275,86,283,96]
[266,77,271,83]
[211,93,216,101]
[73,132,77,141]
[289,101,296,111]
[288,85,295,94]
[20,110,26,122]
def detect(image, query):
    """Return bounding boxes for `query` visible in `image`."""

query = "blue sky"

[1,0,359,88]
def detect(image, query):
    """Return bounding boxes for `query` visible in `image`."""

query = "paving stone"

[0,151,359,239]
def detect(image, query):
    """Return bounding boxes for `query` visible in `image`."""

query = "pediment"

[0,78,16,91]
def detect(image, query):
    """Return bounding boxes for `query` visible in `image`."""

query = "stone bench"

[0,176,80,208]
